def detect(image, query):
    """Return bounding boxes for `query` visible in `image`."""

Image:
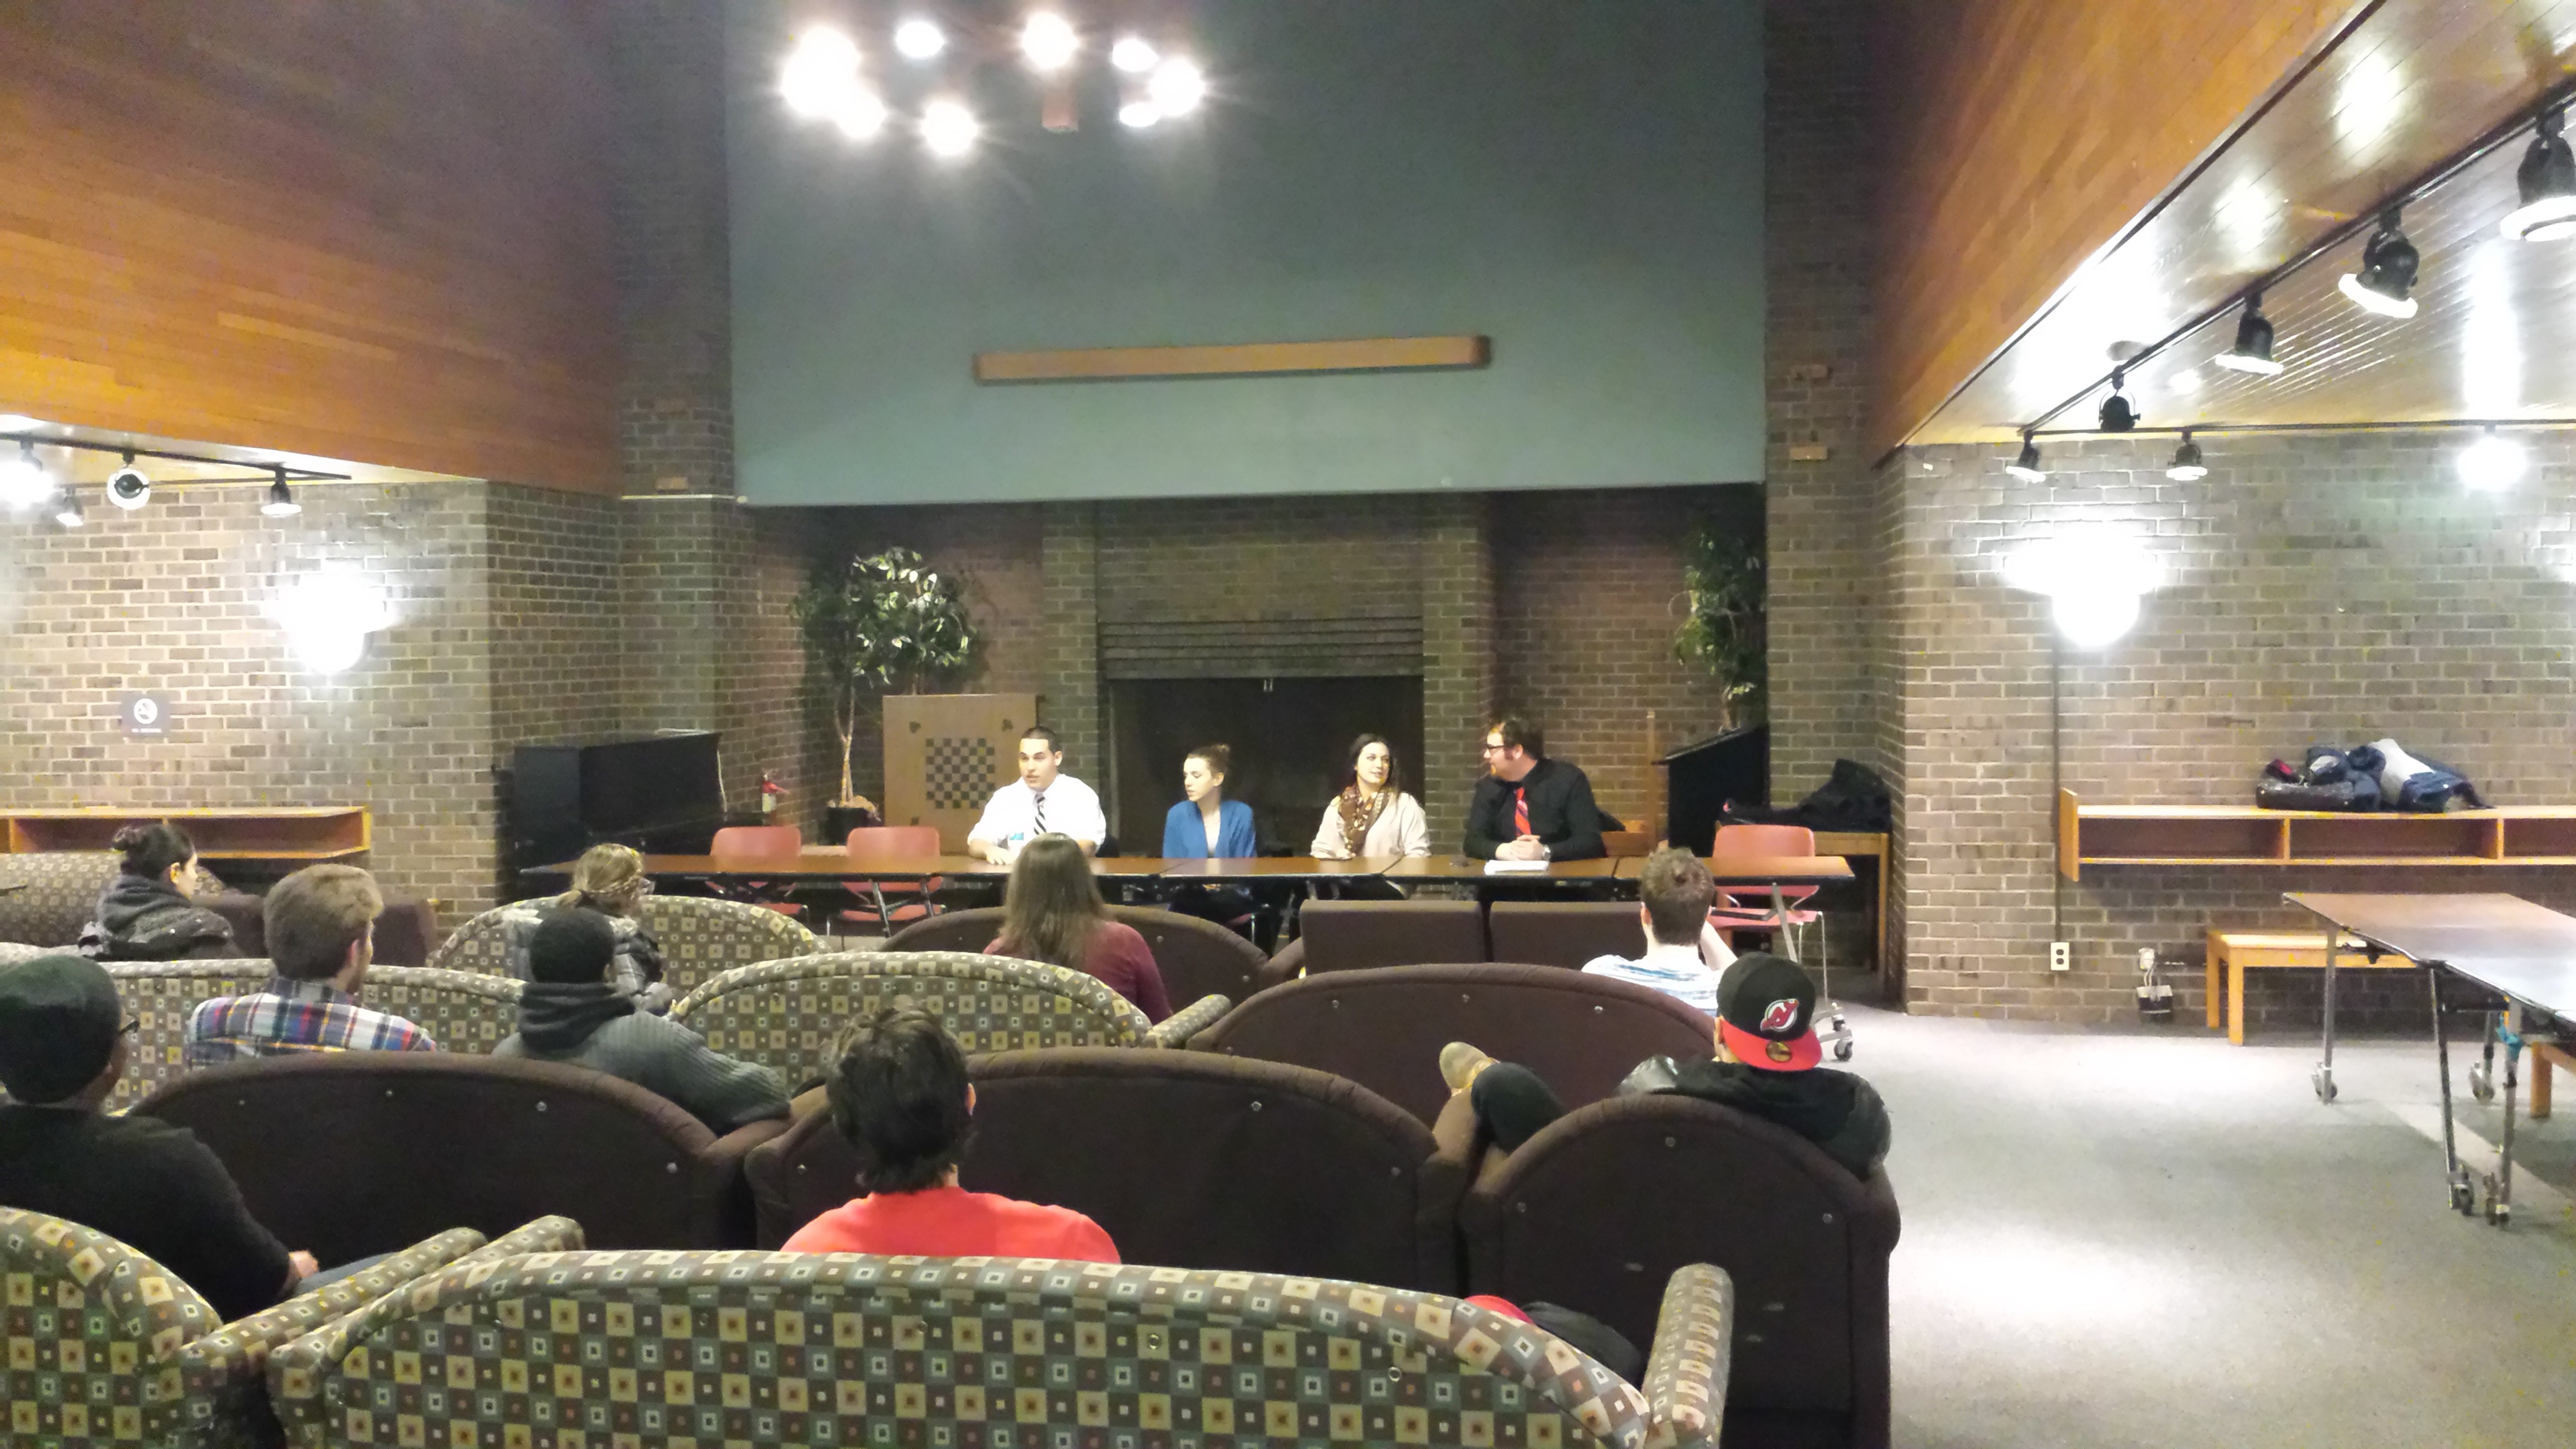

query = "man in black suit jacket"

[1465,717,1606,860]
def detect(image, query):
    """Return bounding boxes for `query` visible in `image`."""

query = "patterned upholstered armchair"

[0,1207,574,1449]
[670,951,1230,1084]
[353,965,523,1053]
[0,940,56,967]
[0,851,120,947]
[429,894,822,998]
[266,1252,1733,1449]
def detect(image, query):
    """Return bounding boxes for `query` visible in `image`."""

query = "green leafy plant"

[1673,522,1766,731]
[792,547,977,806]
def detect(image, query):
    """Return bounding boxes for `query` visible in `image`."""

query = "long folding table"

[2284,891,2575,1226]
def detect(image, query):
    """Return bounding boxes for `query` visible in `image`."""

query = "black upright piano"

[508,732,727,874]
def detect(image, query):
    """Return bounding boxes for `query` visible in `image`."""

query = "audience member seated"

[496,843,672,1010]
[76,821,235,961]
[1581,847,1737,1010]
[781,1006,1118,1261]
[1163,743,1258,857]
[0,954,348,1319]
[183,864,439,1066]
[967,724,1106,864]
[494,908,789,1133]
[1310,733,1432,859]
[1446,952,1890,1175]
[1466,716,1606,861]
[985,834,1174,1022]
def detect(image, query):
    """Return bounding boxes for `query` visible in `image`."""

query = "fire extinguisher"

[759,772,784,816]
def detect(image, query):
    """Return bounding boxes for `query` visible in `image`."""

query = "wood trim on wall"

[974,336,1491,383]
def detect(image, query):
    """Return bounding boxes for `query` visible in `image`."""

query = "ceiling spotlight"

[834,88,889,140]
[2007,434,2047,482]
[2338,208,2421,318]
[1020,12,1078,71]
[780,27,862,120]
[105,451,150,510]
[261,466,303,517]
[921,97,980,157]
[2211,291,2286,375]
[2097,369,2139,432]
[1148,57,1205,116]
[2504,107,2576,242]
[1119,97,1162,129]
[1111,36,1159,73]
[0,439,53,510]
[51,488,83,529]
[893,17,947,61]
[2458,427,2526,492]
[2167,431,2208,482]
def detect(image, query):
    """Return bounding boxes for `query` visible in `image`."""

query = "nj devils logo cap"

[1717,952,1823,1072]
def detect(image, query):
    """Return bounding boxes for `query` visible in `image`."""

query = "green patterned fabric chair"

[265,1252,1732,1449]
[0,851,121,947]
[670,952,1229,1085]
[0,1205,529,1449]
[429,895,822,998]
[99,960,278,1112]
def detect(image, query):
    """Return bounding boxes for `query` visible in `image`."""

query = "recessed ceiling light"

[1021,12,1078,71]
[893,18,946,61]
[1148,57,1204,115]
[1111,36,1159,73]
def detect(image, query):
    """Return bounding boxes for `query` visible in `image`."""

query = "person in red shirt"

[782,1005,1118,1262]
[983,834,1173,1022]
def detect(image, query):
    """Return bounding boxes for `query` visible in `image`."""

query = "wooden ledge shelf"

[3,806,371,861]
[2057,790,2576,881]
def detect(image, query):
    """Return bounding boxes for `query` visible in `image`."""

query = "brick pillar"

[1039,504,1103,784]
[1420,494,1495,854]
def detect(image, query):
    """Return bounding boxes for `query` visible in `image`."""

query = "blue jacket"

[1163,799,1257,858]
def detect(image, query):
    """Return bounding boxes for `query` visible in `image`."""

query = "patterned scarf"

[1337,786,1392,857]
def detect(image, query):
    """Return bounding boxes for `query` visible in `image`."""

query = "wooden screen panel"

[884,694,1039,853]
[0,1,618,491]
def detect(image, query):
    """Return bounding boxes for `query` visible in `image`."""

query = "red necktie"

[1513,788,1531,837]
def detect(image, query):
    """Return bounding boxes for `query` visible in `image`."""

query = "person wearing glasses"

[1465,716,1606,861]
[494,844,673,1012]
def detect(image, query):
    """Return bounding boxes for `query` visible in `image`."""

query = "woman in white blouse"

[1310,734,1432,859]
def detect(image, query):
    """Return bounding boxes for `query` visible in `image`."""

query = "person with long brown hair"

[983,836,1173,1022]
[1309,734,1430,859]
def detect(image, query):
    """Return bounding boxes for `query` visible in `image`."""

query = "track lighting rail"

[0,432,348,485]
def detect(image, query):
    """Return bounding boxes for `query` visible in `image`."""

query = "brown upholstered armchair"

[1189,962,1720,1125]
[1261,898,1490,985]
[885,904,1270,1005]
[744,1045,1473,1289]
[1451,1092,1901,1449]
[135,1053,787,1255]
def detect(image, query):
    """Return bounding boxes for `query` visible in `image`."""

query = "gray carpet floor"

[1853,1001,2576,1448]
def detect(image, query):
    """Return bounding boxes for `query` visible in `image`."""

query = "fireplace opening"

[1110,677,1424,854]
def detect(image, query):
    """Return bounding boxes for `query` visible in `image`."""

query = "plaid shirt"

[183,976,440,1068]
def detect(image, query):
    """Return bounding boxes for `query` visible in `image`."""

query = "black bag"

[1722,758,1893,834]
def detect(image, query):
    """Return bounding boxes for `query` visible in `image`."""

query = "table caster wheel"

[2312,1066,2337,1103]
[2469,1063,2494,1103]
[2488,1200,2512,1227]
[2450,1179,2476,1215]
[1833,1040,1855,1063]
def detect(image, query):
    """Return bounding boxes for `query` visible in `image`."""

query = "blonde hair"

[995,835,1106,972]
[265,864,384,980]
[557,844,648,914]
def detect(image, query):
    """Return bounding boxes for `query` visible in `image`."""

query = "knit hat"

[1715,952,1822,1071]
[527,909,618,985]
[0,955,125,1103]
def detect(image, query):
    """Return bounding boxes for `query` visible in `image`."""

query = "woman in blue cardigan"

[1163,743,1258,857]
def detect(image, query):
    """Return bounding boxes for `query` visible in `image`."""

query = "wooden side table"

[2204,929,2396,1045]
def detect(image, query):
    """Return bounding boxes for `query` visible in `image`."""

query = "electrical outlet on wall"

[2049,940,2071,972]
[2137,947,2157,975]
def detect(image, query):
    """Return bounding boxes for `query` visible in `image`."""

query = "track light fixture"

[0,439,52,510]
[2339,208,2421,318]
[261,466,302,518]
[105,450,150,510]
[2504,107,2576,242]
[51,488,84,529]
[2098,369,2139,432]
[2008,434,2047,482]
[2167,431,2208,481]
[2211,291,2285,375]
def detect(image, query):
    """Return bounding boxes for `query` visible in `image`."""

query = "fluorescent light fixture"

[1020,12,1078,70]
[893,17,947,60]
[780,27,862,119]
[921,97,979,156]
[2457,427,2526,492]
[1111,36,1158,72]
[1148,57,1204,115]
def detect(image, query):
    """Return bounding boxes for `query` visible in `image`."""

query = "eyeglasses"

[1480,742,1508,754]
[119,1018,139,1038]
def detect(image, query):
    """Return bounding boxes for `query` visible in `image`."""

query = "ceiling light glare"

[2339,208,2421,319]
[920,98,979,157]
[2504,107,2576,242]
[1020,12,1078,71]
[1148,57,1204,115]
[2210,291,2286,375]
[263,567,396,676]
[2167,432,2208,482]
[0,441,54,510]
[2050,590,2143,650]
[780,27,862,119]
[1119,97,1162,129]
[2003,533,2161,648]
[2006,436,2046,482]
[2097,369,2139,432]
[0,414,41,432]
[2457,427,2526,492]
[51,489,83,530]
[1111,36,1159,72]
[834,88,889,140]
[261,467,302,518]
[893,17,947,60]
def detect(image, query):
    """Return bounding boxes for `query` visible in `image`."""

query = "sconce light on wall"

[2003,532,2161,648]
[263,567,396,674]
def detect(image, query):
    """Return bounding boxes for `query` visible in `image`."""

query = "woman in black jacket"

[77,822,235,960]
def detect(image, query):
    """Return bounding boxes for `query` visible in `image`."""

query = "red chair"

[710,826,806,920]
[837,826,946,935]
[1704,823,1852,1061]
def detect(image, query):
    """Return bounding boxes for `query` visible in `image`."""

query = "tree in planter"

[1672,520,1765,732]
[792,547,977,807]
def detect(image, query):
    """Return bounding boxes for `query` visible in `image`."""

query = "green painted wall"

[729,1,1764,506]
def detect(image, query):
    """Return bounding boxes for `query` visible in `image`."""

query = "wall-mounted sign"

[120,693,170,736]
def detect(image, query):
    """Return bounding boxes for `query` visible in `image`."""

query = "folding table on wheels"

[2284,891,2575,1226]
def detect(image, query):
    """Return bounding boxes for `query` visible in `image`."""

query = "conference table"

[2285,891,2575,1226]
[527,851,1850,893]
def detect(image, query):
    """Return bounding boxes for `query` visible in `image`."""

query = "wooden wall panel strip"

[975,336,1491,383]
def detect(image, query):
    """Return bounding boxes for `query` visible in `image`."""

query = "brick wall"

[1893,430,2576,1026]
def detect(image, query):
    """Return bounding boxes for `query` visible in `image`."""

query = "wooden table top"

[1157,857,1400,879]
[1379,856,1625,881]
[527,851,1855,892]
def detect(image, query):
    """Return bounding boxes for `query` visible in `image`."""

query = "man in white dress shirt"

[967,726,1106,864]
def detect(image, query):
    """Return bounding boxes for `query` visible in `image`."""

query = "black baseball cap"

[0,955,125,1103]
[1715,952,1822,1071]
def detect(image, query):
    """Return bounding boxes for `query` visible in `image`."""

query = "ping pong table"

[2285,892,2575,1226]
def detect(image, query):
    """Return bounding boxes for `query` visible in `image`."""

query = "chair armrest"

[1257,938,1306,988]
[1415,1091,1485,1294]
[1640,1264,1734,1449]
[449,1215,585,1269]
[1146,993,1232,1047]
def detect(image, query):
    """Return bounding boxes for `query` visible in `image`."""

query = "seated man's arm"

[1461,783,1505,860]
[152,1131,300,1320]
[640,1019,793,1132]
[1063,792,1107,856]
[1546,769,1606,861]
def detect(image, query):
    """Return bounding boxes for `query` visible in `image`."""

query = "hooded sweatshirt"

[494,981,789,1133]
[77,874,236,961]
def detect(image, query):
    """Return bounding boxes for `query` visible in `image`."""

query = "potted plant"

[792,547,977,837]
[1672,520,1765,732]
